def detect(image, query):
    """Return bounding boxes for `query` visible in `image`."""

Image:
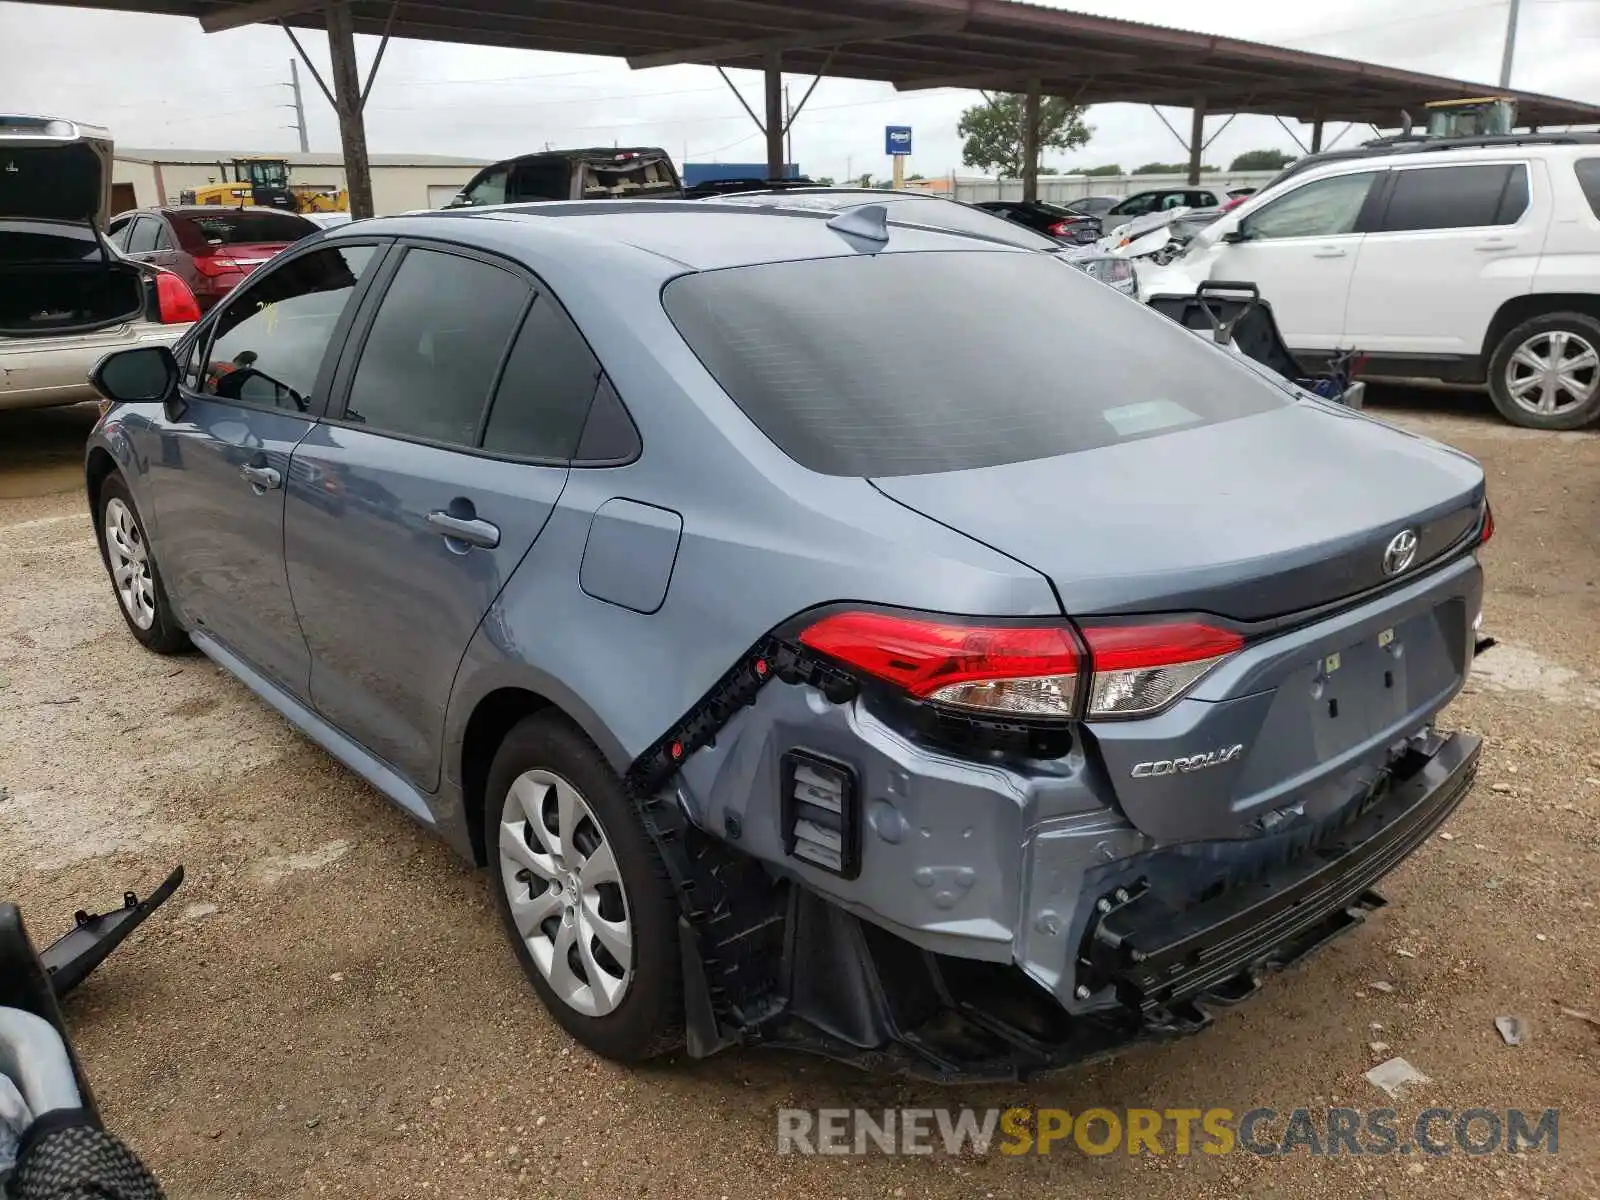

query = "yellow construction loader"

[179,157,349,214]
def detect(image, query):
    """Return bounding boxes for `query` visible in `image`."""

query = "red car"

[107,205,319,311]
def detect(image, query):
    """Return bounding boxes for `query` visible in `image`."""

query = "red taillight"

[798,611,1081,717]
[1079,621,1243,717]
[154,271,202,324]
[798,612,1243,721]
[1480,501,1494,545]
[193,254,244,278]
[1047,220,1070,237]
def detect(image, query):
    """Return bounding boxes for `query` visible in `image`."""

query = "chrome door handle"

[1312,246,1347,259]
[1476,238,1513,252]
[240,464,281,490]
[427,510,500,549]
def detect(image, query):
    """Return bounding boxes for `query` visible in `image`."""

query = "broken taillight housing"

[798,611,1243,721]
[1480,499,1494,545]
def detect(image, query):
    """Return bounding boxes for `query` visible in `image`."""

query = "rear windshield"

[171,210,316,248]
[663,250,1288,477]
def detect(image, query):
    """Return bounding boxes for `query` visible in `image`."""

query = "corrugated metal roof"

[115,148,488,167]
[27,0,1600,127]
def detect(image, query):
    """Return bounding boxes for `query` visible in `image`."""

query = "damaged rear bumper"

[667,724,1479,1081]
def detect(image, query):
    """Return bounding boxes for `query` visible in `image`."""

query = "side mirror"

[91,345,179,405]
[1221,228,1252,245]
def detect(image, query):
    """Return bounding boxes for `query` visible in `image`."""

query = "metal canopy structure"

[21,0,1600,211]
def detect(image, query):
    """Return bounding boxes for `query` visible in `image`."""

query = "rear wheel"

[484,713,683,1061]
[1487,312,1600,430]
[95,475,189,654]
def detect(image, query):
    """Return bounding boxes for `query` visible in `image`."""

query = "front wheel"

[95,474,189,654]
[1487,312,1600,430]
[484,713,684,1062]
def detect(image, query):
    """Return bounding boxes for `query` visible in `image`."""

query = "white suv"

[1148,140,1600,430]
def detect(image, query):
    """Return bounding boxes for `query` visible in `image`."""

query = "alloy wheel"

[497,769,633,1017]
[1504,329,1600,418]
[104,497,156,631]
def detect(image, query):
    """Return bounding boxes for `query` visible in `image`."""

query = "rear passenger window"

[342,248,529,446]
[125,218,158,253]
[481,294,602,460]
[203,244,376,411]
[1574,159,1600,218]
[1377,164,1527,231]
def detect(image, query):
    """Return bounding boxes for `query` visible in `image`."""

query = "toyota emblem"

[1382,529,1419,576]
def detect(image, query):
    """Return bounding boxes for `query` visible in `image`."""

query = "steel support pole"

[764,54,784,180]
[1188,96,1206,185]
[1022,77,1040,202]
[1499,0,1521,88]
[1310,118,1324,154]
[326,0,374,218]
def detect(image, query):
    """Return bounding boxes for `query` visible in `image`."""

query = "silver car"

[1,116,192,412]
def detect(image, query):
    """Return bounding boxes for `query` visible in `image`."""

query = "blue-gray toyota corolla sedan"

[84,200,1490,1079]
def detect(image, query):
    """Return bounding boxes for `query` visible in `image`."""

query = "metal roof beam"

[199,0,318,33]
[626,15,965,71]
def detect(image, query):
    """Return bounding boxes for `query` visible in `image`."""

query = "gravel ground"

[1,391,1597,1200]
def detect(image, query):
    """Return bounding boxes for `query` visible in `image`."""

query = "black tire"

[94,473,190,655]
[1487,311,1600,430]
[484,712,684,1062]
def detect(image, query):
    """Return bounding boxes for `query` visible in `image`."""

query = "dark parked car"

[975,199,1101,244]
[107,205,318,312]
[86,200,1488,1079]
[448,147,682,207]
[1106,187,1223,219]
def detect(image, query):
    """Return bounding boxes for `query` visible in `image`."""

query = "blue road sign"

[885,126,913,156]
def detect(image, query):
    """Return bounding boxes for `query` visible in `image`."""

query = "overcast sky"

[2,0,1597,181]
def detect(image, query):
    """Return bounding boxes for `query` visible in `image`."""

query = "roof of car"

[334,200,1028,274]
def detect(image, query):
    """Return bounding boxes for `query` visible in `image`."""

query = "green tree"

[906,172,927,182]
[1076,163,1123,177]
[814,176,835,186]
[1229,148,1295,172]
[856,173,875,189]
[958,92,1092,178]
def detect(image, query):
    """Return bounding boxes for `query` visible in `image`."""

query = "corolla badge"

[1131,744,1244,778]
[1383,528,1419,576]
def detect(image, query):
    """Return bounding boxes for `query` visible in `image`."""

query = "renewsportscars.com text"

[776,1107,1559,1157]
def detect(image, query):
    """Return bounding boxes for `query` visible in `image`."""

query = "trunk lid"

[871,401,1484,623]
[0,116,114,228]
[874,401,1486,844]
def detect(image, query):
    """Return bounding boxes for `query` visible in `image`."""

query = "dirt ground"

[2,390,1597,1200]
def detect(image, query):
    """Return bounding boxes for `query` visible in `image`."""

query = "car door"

[284,242,601,790]
[1341,160,1540,356]
[1200,168,1383,351]
[147,240,385,695]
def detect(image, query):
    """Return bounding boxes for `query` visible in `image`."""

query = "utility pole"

[784,84,793,172]
[1499,0,1521,87]
[287,58,309,153]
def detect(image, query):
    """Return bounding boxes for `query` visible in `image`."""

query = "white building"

[111,148,489,215]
